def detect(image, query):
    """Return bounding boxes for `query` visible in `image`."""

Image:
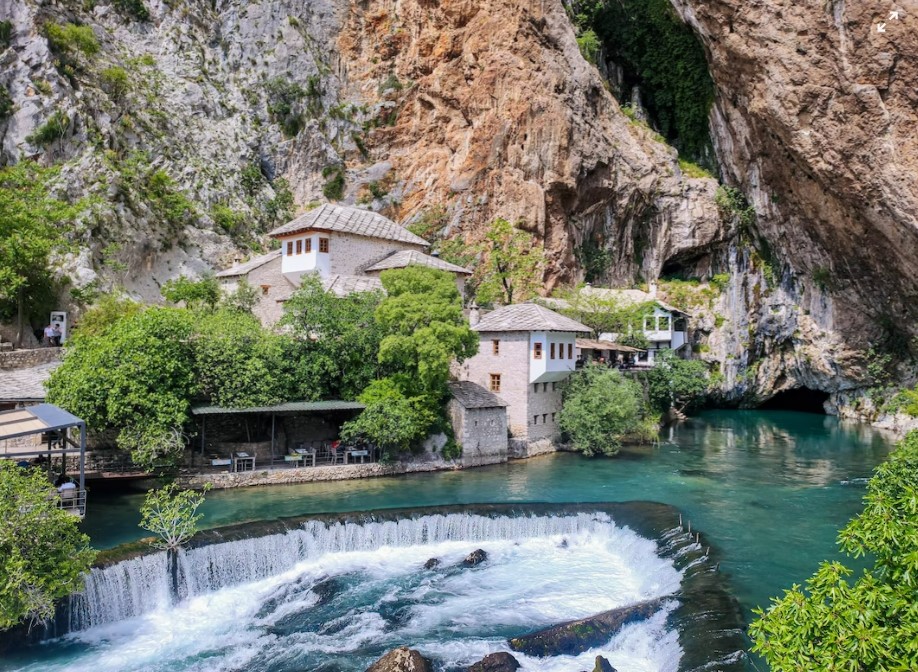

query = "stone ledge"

[0,347,63,370]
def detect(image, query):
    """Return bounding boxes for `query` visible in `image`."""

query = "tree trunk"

[15,287,24,347]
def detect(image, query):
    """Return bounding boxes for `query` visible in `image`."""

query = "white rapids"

[8,512,685,672]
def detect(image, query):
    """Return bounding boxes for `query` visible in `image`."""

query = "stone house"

[447,380,509,465]
[455,303,591,453]
[216,205,472,325]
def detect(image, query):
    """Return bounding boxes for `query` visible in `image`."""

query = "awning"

[0,403,85,441]
[576,339,646,353]
[191,400,366,416]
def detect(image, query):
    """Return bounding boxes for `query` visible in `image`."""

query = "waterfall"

[70,511,635,631]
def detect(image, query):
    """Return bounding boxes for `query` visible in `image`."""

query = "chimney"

[468,301,480,327]
[431,250,440,258]
[649,280,658,298]
[232,254,243,268]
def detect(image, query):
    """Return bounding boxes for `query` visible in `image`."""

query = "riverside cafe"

[0,404,88,517]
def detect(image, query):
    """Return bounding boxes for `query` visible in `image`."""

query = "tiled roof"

[472,303,591,333]
[214,249,281,278]
[448,381,508,409]
[576,338,645,353]
[322,274,384,297]
[364,250,472,275]
[268,204,429,247]
[0,362,60,401]
[191,400,366,415]
[579,287,689,316]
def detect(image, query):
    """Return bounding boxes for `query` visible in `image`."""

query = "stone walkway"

[0,362,61,403]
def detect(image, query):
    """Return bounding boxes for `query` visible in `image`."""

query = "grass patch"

[26,110,70,147]
[678,158,713,179]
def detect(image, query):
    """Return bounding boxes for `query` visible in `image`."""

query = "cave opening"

[758,388,830,414]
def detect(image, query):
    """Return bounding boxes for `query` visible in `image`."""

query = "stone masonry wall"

[0,348,62,370]
[457,331,533,439]
[527,381,563,442]
[219,256,293,326]
[447,399,508,462]
[329,232,427,276]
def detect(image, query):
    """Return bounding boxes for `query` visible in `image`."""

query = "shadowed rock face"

[466,652,521,672]
[672,0,918,350]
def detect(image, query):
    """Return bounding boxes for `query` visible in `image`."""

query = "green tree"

[376,266,478,398]
[749,430,918,670]
[281,274,385,400]
[193,309,294,408]
[221,277,259,313]
[551,287,656,338]
[474,218,544,306]
[340,382,437,460]
[0,163,85,345]
[0,461,96,628]
[559,365,655,456]
[645,349,710,412]
[73,293,142,338]
[139,483,209,551]
[161,274,220,310]
[47,307,197,468]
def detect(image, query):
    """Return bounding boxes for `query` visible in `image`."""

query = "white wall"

[529,331,578,383]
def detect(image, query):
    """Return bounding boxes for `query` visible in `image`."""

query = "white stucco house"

[455,303,591,454]
[215,204,471,325]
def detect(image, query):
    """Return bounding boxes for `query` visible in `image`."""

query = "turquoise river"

[82,409,893,618]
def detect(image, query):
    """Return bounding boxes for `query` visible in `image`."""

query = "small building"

[216,205,472,325]
[447,381,509,465]
[456,303,591,452]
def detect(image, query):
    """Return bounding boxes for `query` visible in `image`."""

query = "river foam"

[6,511,685,672]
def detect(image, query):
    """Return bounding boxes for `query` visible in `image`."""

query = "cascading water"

[3,506,745,672]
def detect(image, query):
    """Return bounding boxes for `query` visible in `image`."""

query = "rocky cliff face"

[672,0,918,379]
[1,0,914,410]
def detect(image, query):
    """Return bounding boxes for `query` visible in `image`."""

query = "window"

[305,238,312,253]
[286,241,293,255]
[542,414,547,424]
[533,415,538,425]
[295,239,302,255]
[543,383,548,392]
[533,383,538,393]
[260,285,270,296]
[492,339,500,355]
[568,343,573,359]
[551,412,556,422]
[319,238,329,253]
[552,382,557,391]
[533,342,542,359]
[658,315,671,331]
[550,343,556,359]
[489,374,501,392]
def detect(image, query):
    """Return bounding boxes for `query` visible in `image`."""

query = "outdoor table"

[347,449,369,464]
[232,452,255,472]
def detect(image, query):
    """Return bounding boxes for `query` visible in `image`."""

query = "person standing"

[51,323,62,346]
[42,324,55,347]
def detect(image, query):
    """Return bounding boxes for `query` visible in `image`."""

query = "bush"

[341,384,437,460]
[577,29,601,64]
[322,164,346,201]
[0,462,96,628]
[161,274,220,309]
[0,20,12,50]
[265,77,305,137]
[559,365,655,456]
[677,158,713,179]
[645,349,710,412]
[114,0,150,22]
[26,110,70,147]
[45,23,99,57]
[211,204,248,238]
[101,66,130,99]
[0,86,12,121]
[377,73,403,94]
[140,483,208,551]
[750,431,918,669]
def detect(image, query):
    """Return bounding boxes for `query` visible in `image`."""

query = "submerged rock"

[366,646,433,672]
[592,656,617,672]
[466,652,521,672]
[423,558,440,570]
[462,549,488,567]
[508,598,663,657]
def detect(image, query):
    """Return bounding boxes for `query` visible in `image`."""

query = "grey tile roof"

[364,250,472,275]
[0,362,60,401]
[268,204,429,247]
[322,274,384,297]
[472,303,591,333]
[192,400,366,415]
[214,249,282,278]
[448,381,508,409]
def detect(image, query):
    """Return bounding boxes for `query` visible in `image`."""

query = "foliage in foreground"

[749,430,918,670]
[139,483,209,551]
[474,218,544,306]
[0,461,96,628]
[559,365,657,456]
[551,286,656,343]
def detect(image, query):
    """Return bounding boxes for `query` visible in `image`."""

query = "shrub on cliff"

[0,461,96,628]
[474,218,544,306]
[749,430,918,669]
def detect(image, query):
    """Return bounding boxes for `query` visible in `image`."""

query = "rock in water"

[463,549,488,566]
[423,558,440,569]
[366,647,433,672]
[466,652,521,672]
[508,598,663,657]
[593,655,617,672]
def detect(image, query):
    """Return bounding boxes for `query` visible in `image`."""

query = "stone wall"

[220,256,294,327]
[527,381,563,442]
[458,331,533,438]
[0,347,62,370]
[447,400,508,462]
[329,232,426,276]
